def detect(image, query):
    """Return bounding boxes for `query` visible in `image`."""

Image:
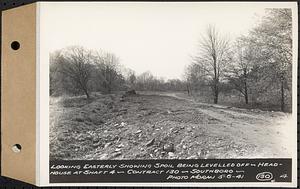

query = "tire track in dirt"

[159,92,293,158]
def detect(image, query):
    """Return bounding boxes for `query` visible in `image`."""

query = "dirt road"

[159,92,294,158]
[50,92,294,160]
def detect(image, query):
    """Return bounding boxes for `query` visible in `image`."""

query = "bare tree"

[193,25,231,104]
[58,46,93,98]
[126,69,137,89]
[50,51,62,96]
[226,37,256,104]
[93,51,124,93]
[249,8,292,111]
[183,63,208,96]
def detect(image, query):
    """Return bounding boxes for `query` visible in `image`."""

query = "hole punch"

[11,41,20,50]
[12,144,22,153]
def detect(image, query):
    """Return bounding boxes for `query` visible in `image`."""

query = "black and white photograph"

[47,2,296,162]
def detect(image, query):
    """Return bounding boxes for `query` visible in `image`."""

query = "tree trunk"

[245,92,248,104]
[244,81,248,104]
[186,83,192,95]
[213,83,218,104]
[213,55,218,104]
[281,79,285,112]
[84,89,90,99]
[243,69,248,104]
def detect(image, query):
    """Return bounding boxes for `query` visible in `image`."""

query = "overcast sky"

[40,2,294,79]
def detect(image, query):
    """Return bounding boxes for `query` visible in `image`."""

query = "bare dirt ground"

[50,91,293,160]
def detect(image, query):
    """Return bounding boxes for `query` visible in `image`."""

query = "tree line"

[50,47,187,98]
[184,9,292,112]
[50,8,292,112]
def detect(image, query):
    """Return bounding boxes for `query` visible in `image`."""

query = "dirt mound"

[123,90,137,96]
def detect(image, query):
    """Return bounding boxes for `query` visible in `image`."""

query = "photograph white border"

[38,2,298,187]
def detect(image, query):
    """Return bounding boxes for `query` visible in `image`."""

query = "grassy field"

[50,91,293,160]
